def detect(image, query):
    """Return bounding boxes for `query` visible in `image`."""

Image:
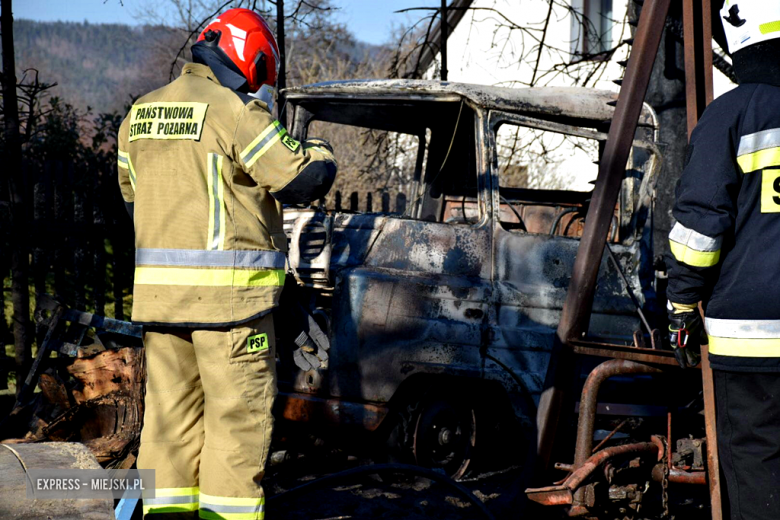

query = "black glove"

[668,307,705,369]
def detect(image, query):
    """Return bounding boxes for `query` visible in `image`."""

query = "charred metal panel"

[324,216,493,403]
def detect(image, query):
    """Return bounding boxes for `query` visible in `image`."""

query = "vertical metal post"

[440,0,448,81]
[683,0,714,137]
[683,1,721,517]
[535,0,672,476]
[276,0,287,120]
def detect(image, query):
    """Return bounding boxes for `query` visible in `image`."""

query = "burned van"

[272,80,661,478]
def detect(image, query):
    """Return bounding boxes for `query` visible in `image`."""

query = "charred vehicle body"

[268,79,709,500]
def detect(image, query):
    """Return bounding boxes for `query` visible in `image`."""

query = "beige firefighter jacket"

[117,62,336,326]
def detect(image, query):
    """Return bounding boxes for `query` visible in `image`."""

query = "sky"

[13,0,442,45]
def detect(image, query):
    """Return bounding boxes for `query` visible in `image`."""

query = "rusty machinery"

[525,0,723,518]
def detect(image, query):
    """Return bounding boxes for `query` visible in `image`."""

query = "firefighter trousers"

[714,369,780,520]
[138,313,277,519]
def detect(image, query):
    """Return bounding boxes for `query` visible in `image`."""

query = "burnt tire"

[412,394,477,480]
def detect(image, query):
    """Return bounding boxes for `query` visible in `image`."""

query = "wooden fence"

[326,190,408,214]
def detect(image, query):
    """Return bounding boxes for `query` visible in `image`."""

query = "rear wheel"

[411,395,476,480]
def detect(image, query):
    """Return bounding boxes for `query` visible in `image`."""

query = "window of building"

[571,0,615,56]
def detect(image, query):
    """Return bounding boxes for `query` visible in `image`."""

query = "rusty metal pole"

[276,0,287,121]
[440,0,448,81]
[535,0,672,476]
[683,0,714,138]
[683,1,721,517]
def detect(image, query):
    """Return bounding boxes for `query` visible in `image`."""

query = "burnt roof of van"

[283,79,657,128]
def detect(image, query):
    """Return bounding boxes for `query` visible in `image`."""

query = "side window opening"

[496,123,599,237]
[300,101,481,226]
[496,122,600,238]
[495,119,657,243]
[305,120,420,215]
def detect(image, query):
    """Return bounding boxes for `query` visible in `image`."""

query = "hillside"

[13,19,178,114]
[13,19,385,116]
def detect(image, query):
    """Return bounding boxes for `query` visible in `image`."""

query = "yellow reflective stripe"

[143,503,199,515]
[708,336,780,357]
[134,267,285,287]
[737,146,780,172]
[669,240,720,267]
[206,154,226,250]
[207,154,215,248]
[199,493,264,520]
[199,494,265,507]
[670,302,698,314]
[198,510,264,520]
[144,486,200,498]
[241,121,283,168]
[118,150,129,169]
[127,155,137,192]
[760,21,780,35]
[240,122,279,159]
[217,155,225,249]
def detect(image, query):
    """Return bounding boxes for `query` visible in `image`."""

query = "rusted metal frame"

[570,339,679,366]
[526,441,661,507]
[571,360,665,508]
[535,0,672,476]
[591,418,629,454]
[701,345,722,518]
[667,468,707,485]
[683,0,714,138]
[440,0,448,81]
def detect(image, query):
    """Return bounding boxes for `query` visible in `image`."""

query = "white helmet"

[720,1,780,54]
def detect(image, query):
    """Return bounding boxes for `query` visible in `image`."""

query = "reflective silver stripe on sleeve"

[142,495,198,506]
[200,504,264,514]
[136,248,287,269]
[208,153,223,250]
[738,128,780,156]
[240,121,283,167]
[668,222,721,252]
[705,318,780,339]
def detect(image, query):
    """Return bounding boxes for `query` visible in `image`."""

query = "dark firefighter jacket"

[117,62,337,327]
[667,82,780,371]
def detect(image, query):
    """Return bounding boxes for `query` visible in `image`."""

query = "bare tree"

[2,0,32,393]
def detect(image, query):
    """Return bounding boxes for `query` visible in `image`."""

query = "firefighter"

[667,2,780,518]
[116,8,337,518]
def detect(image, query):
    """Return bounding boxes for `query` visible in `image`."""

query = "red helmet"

[196,8,280,92]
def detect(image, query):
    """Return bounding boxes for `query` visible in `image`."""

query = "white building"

[418,0,736,191]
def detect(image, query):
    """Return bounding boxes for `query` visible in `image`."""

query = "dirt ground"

[263,444,528,519]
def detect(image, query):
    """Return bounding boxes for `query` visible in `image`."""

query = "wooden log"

[0,442,114,519]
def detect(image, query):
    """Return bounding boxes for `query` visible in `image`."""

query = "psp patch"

[247,333,269,353]
[128,102,208,142]
[281,133,300,152]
